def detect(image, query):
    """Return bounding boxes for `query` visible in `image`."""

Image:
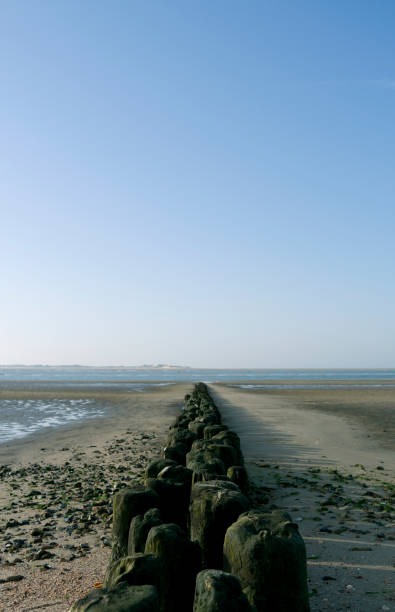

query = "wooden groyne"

[70,383,310,611]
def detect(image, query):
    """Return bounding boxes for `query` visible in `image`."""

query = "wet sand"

[0,383,188,465]
[0,383,192,611]
[209,382,395,612]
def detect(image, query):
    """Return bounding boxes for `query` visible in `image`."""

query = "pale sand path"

[209,383,395,612]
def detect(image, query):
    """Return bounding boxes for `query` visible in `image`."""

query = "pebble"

[0,429,160,578]
[0,575,25,583]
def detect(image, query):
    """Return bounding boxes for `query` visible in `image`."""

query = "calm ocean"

[1,366,395,383]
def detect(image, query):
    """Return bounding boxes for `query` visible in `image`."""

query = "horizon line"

[1,364,395,370]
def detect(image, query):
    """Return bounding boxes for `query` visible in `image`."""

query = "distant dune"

[0,364,191,369]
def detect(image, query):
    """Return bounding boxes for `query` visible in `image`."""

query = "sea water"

[1,366,395,382]
[0,398,104,443]
[0,380,174,445]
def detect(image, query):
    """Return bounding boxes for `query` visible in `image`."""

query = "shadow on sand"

[208,385,335,470]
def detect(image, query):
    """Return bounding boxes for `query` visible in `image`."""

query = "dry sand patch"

[210,383,395,612]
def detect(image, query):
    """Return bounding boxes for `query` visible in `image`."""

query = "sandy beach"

[0,383,190,611]
[210,382,395,612]
[0,380,394,611]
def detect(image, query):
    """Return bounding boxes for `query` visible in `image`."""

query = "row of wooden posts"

[70,382,310,611]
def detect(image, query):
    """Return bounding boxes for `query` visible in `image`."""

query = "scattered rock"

[0,574,24,584]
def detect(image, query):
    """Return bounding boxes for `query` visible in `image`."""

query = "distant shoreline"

[2,378,395,386]
[0,364,191,370]
[1,365,395,370]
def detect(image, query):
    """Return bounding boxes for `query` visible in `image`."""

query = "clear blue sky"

[1,0,394,367]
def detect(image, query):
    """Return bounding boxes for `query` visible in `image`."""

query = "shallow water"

[234,383,395,390]
[0,398,105,443]
[1,366,395,382]
[0,382,176,445]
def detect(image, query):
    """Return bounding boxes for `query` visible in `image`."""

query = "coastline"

[0,383,191,611]
[0,383,183,463]
[0,380,393,610]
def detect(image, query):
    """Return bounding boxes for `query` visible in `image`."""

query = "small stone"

[5,519,20,529]
[33,549,55,560]
[27,490,41,497]
[0,575,24,584]
[31,528,43,537]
